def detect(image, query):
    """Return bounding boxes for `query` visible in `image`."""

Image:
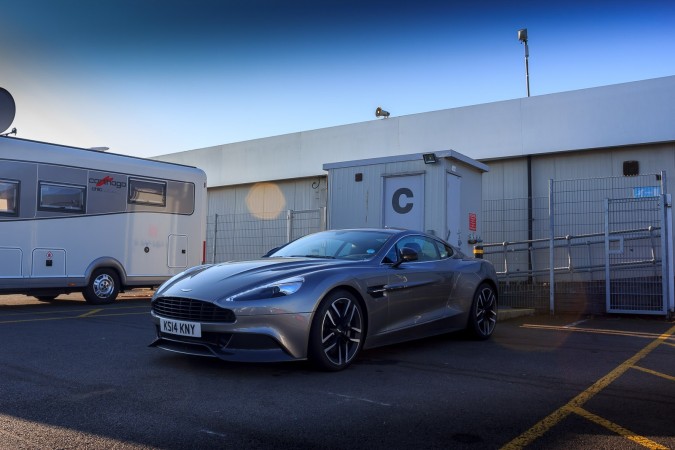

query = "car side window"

[386,236,441,263]
[435,241,454,259]
[383,245,399,264]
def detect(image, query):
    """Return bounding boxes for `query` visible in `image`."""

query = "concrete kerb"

[498,307,535,321]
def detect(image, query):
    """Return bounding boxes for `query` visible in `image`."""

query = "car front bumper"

[149,310,313,362]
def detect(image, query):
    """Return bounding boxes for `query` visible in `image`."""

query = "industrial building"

[155,75,675,316]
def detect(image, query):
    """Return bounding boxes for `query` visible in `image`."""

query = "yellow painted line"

[0,305,150,318]
[0,311,148,324]
[521,324,666,340]
[570,407,668,450]
[501,324,675,450]
[78,309,102,318]
[632,365,675,382]
[663,341,675,349]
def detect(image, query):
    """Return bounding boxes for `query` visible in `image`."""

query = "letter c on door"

[392,188,414,214]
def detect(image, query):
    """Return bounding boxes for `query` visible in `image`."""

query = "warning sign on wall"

[469,213,477,231]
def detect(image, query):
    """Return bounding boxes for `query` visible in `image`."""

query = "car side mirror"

[392,247,418,268]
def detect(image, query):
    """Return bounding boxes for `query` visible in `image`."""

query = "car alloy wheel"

[310,290,363,371]
[468,283,497,340]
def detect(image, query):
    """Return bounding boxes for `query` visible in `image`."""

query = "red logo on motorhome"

[96,176,114,187]
[89,176,126,190]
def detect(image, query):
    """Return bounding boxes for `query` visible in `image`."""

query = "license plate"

[160,318,202,337]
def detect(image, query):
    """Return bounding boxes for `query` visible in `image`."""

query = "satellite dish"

[0,88,16,134]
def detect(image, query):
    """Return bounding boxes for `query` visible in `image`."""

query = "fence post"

[213,213,218,264]
[604,198,610,313]
[666,195,675,316]
[548,179,555,315]
[660,171,674,316]
[286,210,293,243]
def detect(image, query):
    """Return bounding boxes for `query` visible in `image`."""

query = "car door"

[382,236,458,335]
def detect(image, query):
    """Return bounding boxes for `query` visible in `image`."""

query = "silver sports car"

[150,228,498,371]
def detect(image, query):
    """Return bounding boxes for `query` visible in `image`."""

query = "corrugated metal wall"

[204,177,327,261]
[482,143,675,204]
[207,176,327,216]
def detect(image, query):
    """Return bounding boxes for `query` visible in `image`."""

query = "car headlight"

[224,276,305,302]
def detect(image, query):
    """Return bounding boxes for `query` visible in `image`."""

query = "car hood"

[155,258,355,302]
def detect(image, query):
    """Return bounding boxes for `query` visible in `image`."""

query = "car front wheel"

[467,282,497,340]
[309,290,364,371]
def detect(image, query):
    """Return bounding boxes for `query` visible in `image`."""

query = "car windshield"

[269,230,394,260]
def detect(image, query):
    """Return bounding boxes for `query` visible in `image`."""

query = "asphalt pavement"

[0,294,673,449]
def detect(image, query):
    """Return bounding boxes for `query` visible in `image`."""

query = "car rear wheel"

[467,282,497,340]
[309,290,364,371]
[83,269,120,305]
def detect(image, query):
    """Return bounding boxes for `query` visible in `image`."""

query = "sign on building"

[383,174,424,231]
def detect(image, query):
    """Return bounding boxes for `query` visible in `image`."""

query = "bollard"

[473,244,484,259]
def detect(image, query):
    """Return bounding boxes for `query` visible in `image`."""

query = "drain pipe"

[527,155,533,282]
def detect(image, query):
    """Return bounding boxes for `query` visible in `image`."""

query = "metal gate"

[605,195,672,314]
[482,172,674,316]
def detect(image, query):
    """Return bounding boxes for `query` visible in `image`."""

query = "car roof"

[324,228,407,235]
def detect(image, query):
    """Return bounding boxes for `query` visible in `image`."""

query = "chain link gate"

[605,194,672,314]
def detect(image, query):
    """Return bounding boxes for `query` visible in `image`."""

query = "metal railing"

[483,226,662,278]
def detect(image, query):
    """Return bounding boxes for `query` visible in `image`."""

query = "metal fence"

[482,196,550,308]
[205,208,326,263]
[482,173,674,316]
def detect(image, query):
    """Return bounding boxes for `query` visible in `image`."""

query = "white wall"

[155,76,675,189]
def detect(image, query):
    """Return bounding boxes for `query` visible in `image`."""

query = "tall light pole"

[518,28,530,97]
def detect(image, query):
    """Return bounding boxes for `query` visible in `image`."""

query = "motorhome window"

[0,179,19,216]
[38,182,86,213]
[128,178,166,207]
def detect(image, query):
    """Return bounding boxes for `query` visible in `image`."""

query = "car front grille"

[152,297,236,323]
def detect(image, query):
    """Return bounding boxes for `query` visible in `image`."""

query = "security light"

[423,153,437,164]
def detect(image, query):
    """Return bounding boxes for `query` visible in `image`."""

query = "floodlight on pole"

[518,28,530,97]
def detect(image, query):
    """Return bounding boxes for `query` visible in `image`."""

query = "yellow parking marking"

[0,311,147,324]
[78,309,102,318]
[0,304,149,318]
[631,365,675,382]
[663,341,675,349]
[501,324,675,450]
[521,323,667,340]
[569,407,668,450]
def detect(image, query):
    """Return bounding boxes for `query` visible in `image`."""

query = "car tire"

[83,269,120,305]
[35,295,58,302]
[309,290,364,371]
[467,282,497,340]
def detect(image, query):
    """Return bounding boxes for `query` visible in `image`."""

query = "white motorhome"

[0,136,207,304]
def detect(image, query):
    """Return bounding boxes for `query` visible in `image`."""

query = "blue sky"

[0,0,673,158]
